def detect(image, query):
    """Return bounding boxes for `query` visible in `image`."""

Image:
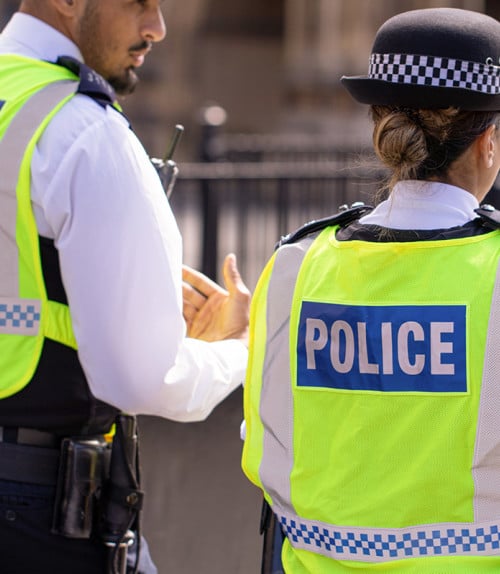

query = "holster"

[51,436,111,539]
[99,415,144,574]
[51,414,143,548]
[99,414,144,546]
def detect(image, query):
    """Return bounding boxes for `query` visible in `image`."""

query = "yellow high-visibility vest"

[243,223,500,572]
[0,55,81,398]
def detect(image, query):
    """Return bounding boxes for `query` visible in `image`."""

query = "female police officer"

[242,7,500,573]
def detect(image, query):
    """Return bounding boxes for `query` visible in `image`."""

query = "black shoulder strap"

[277,202,374,248]
[475,204,500,230]
[276,203,498,249]
[55,56,116,109]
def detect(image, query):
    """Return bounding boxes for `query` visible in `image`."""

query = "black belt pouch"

[51,437,110,539]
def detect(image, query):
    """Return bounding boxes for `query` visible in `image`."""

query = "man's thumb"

[223,253,249,296]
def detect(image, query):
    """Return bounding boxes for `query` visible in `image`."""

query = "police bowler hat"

[341,8,500,111]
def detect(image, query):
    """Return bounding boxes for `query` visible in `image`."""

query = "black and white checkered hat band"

[369,53,500,94]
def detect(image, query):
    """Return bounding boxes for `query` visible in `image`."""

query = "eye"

[486,57,494,66]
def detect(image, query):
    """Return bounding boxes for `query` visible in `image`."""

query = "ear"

[39,0,86,41]
[49,0,79,18]
[49,0,89,21]
[477,123,498,169]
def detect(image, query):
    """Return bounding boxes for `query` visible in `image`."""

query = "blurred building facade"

[123,0,494,159]
[1,0,495,157]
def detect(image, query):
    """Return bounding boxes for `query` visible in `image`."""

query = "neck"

[429,151,490,204]
[19,1,77,45]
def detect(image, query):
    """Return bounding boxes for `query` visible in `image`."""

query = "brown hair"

[370,106,500,191]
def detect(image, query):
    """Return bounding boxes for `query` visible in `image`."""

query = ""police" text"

[296,302,467,392]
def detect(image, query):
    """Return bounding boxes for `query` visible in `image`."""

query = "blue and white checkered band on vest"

[369,53,500,94]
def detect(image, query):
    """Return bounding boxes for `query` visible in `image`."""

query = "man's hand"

[182,253,251,345]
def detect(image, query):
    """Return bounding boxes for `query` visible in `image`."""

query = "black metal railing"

[165,117,391,289]
[170,158,385,290]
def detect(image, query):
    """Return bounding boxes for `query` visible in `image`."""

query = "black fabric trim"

[336,218,493,242]
[277,204,374,248]
[475,205,500,230]
[277,204,498,247]
[39,236,67,304]
[0,339,118,437]
[55,56,115,109]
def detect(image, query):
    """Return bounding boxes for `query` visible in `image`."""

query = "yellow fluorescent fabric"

[290,229,494,527]
[0,56,78,397]
[242,223,500,571]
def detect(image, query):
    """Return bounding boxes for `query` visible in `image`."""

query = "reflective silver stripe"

[0,80,78,297]
[473,259,500,521]
[259,235,316,510]
[278,509,500,562]
[0,297,40,335]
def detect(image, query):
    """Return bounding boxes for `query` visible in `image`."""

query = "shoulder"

[475,204,500,229]
[39,56,131,154]
[31,92,158,217]
[37,94,135,162]
[277,202,374,248]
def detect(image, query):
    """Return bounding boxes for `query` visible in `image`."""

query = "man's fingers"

[182,298,197,320]
[182,281,208,310]
[182,264,224,297]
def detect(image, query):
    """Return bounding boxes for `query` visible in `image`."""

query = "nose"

[142,6,166,43]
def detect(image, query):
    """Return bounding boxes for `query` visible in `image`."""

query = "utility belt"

[0,415,143,573]
[0,428,60,485]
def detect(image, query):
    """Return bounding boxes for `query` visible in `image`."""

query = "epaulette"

[276,202,373,248]
[56,56,116,109]
[475,204,500,229]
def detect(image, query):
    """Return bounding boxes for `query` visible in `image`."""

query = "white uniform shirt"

[359,180,480,229]
[0,13,247,422]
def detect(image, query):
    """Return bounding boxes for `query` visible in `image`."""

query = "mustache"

[129,40,152,53]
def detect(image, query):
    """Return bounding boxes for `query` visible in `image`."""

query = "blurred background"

[2,0,500,572]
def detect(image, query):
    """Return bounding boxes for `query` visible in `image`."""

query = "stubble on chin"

[107,68,139,96]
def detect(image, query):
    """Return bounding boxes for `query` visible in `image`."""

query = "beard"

[106,68,139,96]
[78,1,140,96]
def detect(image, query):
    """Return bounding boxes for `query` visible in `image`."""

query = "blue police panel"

[296,302,467,392]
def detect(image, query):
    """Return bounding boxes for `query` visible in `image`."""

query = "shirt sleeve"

[30,96,246,421]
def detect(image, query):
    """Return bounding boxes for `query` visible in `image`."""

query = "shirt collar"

[0,12,83,63]
[360,180,480,230]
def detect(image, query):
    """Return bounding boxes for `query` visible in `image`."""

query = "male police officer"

[0,1,250,572]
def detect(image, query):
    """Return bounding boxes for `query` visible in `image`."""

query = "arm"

[32,97,247,421]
